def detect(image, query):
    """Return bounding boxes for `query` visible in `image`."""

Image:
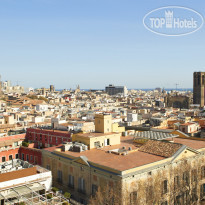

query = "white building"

[0,159,52,204]
[36,104,48,112]
[127,110,138,122]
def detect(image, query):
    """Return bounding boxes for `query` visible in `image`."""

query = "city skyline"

[0,0,205,89]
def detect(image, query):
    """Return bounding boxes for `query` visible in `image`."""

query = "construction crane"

[175,83,179,91]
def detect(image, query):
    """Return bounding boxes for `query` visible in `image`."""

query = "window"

[26,154,29,161]
[79,198,87,205]
[30,155,33,161]
[92,184,98,196]
[175,195,182,205]
[22,153,24,160]
[57,170,63,183]
[130,191,137,204]
[15,154,19,159]
[201,166,205,179]
[107,138,110,145]
[192,169,197,182]
[34,156,37,164]
[163,180,168,194]
[94,141,100,148]
[192,188,198,202]
[146,186,153,202]
[201,183,205,198]
[40,134,42,140]
[181,190,188,204]
[68,175,74,188]
[9,155,12,161]
[47,164,51,170]
[2,156,5,162]
[183,171,189,185]
[78,177,85,194]
[174,176,180,190]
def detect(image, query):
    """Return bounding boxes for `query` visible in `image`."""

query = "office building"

[105,84,128,96]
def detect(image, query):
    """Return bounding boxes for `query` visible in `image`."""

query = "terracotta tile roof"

[138,140,182,158]
[171,138,205,150]
[0,134,26,142]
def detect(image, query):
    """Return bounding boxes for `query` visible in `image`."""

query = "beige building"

[95,114,112,133]
[95,113,125,134]
[41,131,205,205]
[4,115,15,125]
[111,122,125,133]
[72,132,121,150]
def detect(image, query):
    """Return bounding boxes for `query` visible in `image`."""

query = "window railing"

[68,184,74,189]
[57,178,63,184]
[78,189,86,195]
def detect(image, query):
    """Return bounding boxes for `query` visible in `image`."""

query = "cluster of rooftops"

[44,130,205,172]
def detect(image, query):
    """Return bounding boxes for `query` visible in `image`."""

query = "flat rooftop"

[28,128,70,134]
[0,159,48,176]
[51,135,205,172]
[0,159,33,174]
[165,137,205,150]
[76,132,119,138]
[54,136,165,171]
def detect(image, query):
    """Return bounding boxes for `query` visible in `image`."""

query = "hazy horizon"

[0,0,204,89]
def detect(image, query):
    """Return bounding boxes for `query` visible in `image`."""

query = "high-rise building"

[105,84,128,96]
[193,72,205,107]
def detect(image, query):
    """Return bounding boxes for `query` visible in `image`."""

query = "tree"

[89,182,130,205]
[89,155,205,205]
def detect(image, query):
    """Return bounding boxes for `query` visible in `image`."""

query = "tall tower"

[95,113,112,133]
[193,72,205,107]
[50,85,55,93]
[0,75,2,97]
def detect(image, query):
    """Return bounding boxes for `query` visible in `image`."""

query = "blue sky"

[0,0,205,89]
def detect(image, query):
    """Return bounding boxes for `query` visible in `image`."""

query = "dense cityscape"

[0,72,205,204]
[1,0,205,204]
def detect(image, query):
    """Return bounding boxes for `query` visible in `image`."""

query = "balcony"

[68,184,74,189]
[78,189,86,195]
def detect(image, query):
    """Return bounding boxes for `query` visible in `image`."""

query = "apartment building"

[26,128,71,148]
[0,134,25,163]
